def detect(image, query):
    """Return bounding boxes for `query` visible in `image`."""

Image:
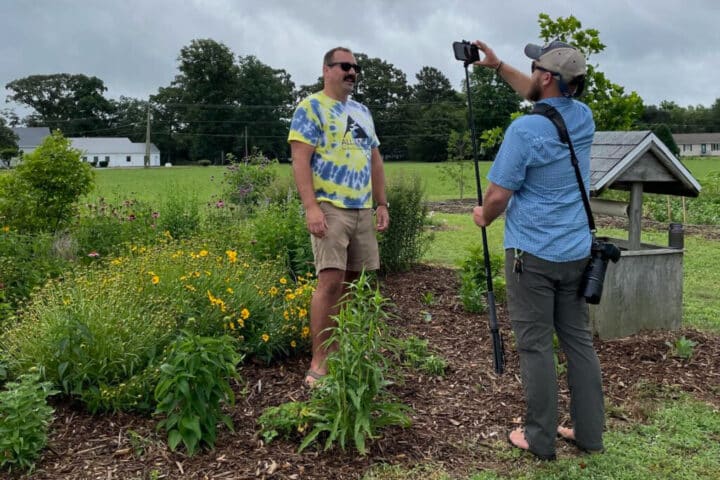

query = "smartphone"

[453,41,480,63]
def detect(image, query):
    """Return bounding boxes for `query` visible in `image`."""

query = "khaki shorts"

[311,202,380,273]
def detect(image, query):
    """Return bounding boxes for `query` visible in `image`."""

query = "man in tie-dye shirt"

[288,46,389,387]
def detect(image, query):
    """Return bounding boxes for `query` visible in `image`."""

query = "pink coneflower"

[128,214,136,221]
[152,211,160,219]
[215,200,225,208]
[88,251,100,258]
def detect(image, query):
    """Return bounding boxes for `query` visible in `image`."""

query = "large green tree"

[351,54,411,159]
[152,39,242,163]
[536,14,643,130]
[407,67,464,162]
[109,96,150,143]
[236,55,295,160]
[5,74,113,136]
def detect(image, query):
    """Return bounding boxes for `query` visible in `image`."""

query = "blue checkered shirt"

[487,97,594,262]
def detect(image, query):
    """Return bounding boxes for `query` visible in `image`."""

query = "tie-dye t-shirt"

[288,91,380,209]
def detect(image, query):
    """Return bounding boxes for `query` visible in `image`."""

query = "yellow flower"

[290,340,297,348]
[261,333,270,343]
[241,308,250,320]
[111,258,122,266]
[279,277,287,285]
[237,318,244,328]
[2,225,9,233]
[229,322,235,330]
[283,310,290,320]
[226,287,234,294]
[184,284,196,292]
[285,293,296,301]
[151,275,160,285]
[301,326,310,338]
[298,308,307,318]
[269,286,278,296]
[225,250,238,263]
[199,250,209,257]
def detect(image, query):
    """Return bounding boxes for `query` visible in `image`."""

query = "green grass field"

[85,156,719,204]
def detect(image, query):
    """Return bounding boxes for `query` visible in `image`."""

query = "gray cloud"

[2,0,719,113]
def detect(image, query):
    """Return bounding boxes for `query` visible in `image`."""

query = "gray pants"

[505,249,604,457]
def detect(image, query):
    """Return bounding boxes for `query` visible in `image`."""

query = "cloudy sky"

[2,0,719,116]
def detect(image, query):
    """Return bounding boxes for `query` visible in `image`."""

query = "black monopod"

[453,40,505,374]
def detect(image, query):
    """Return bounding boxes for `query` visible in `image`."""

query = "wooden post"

[666,195,671,221]
[682,196,687,223]
[144,105,151,168]
[628,182,643,250]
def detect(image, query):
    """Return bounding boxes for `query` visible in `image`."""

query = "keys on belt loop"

[513,249,524,280]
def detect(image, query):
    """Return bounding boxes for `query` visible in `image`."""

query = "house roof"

[672,133,720,144]
[591,131,701,197]
[11,127,51,149]
[68,137,160,155]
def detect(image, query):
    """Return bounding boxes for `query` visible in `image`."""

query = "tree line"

[3,14,719,165]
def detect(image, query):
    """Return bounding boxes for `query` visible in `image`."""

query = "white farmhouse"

[672,133,720,157]
[69,137,161,167]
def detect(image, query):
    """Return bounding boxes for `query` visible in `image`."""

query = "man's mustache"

[343,74,356,82]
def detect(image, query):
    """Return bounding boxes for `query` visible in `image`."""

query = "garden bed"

[24,265,720,479]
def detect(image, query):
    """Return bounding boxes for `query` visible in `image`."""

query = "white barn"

[9,127,51,166]
[69,137,161,167]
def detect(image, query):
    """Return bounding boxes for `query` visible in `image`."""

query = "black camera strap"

[531,103,596,233]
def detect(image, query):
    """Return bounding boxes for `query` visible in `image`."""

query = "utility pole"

[144,105,151,168]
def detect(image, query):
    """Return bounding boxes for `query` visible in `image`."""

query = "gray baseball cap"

[525,40,586,82]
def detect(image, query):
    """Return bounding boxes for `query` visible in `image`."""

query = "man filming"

[471,39,604,460]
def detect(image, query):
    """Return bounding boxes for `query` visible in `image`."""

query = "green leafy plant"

[0,373,56,473]
[221,150,278,214]
[248,199,314,279]
[379,175,431,274]
[666,336,697,360]
[292,272,411,454]
[421,291,436,306]
[0,130,94,233]
[157,188,201,240]
[0,228,70,318]
[257,401,316,444]
[154,332,242,455]
[458,245,506,313]
[392,335,447,376]
[553,334,567,376]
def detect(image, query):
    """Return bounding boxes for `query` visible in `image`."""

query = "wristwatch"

[376,202,389,208]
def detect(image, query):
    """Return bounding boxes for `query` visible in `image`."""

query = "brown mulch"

[23,265,720,480]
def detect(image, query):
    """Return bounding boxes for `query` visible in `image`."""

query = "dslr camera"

[453,40,480,63]
[580,239,621,304]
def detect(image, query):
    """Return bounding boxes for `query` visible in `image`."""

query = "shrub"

[221,150,278,214]
[157,189,201,240]
[197,159,212,167]
[379,175,431,274]
[247,199,314,279]
[0,373,56,473]
[0,228,70,319]
[73,198,162,260]
[392,336,447,376]
[666,336,697,360]
[0,130,94,233]
[1,266,178,400]
[458,245,506,313]
[154,332,242,456]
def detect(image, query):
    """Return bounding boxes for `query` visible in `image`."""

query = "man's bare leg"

[306,269,360,385]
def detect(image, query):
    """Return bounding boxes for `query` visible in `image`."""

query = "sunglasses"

[327,62,362,74]
[531,62,557,76]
